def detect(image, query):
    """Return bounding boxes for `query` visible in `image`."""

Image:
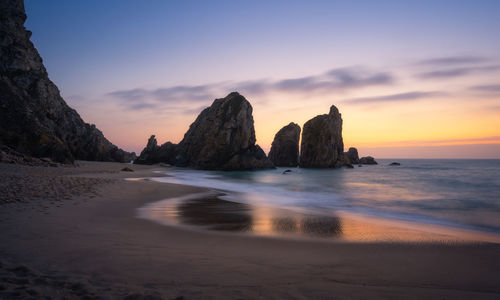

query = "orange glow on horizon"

[83,87,500,158]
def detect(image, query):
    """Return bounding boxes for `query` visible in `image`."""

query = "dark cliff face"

[299,105,344,168]
[177,92,274,170]
[268,122,301,167]
[0,0,135,163]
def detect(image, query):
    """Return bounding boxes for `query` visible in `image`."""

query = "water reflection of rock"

[272,216,343,237]
[177,196,343,238]
[301,217,342,237]
[177,197,253,231]
[271,217,297,233]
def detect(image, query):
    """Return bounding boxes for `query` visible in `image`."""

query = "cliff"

[0,0,135,163]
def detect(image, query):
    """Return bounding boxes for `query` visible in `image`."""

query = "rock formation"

[268,122,301,167]
[344,147,359,164]
[176,92,273,170]
[299,106,345,168]
[136,92,274,170]
[359,156,378,165]
[0,0,135,163]
[0,145,58,166]
[134,135,177,165]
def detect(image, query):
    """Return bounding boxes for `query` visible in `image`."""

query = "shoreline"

[138,187,500,244]
[144,167,500,244]
[1,161,500,299]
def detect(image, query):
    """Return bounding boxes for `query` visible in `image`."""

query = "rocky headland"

[0,0,135,164]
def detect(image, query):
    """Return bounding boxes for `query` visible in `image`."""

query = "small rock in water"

[282,169,292,174]
[358,164,362,167]
[344,164,354,169]
[121,167,134,172]
[359,156,378,165]
[389,162,401,166]
[344,147,359,164]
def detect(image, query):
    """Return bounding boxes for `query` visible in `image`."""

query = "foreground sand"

[0,161,499,299]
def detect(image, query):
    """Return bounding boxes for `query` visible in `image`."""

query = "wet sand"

[0,161,499,299]
[139,191,500,243]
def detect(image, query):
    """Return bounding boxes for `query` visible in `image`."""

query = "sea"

[138,159,500,242]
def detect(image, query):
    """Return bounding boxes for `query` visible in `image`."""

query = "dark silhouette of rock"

[268,122,301,167]
[359,156,378,165]
[282,169,292,174]
[299,105,345,168]
[0,145,58,166]
[134,135,177,165]
[389,162,401,166]
[121,167,134,172]
[344,147,359,164]
[0,0,135,163]
[173,92,274,170]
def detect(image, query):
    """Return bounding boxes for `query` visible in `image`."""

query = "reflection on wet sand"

[139,193,483,242]
[178,197,253,232]
[177,196,343,238]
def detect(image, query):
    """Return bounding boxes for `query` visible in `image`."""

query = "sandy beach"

[1,161,499,299]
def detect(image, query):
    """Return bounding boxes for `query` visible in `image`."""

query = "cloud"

[470,84,500,92]
[233,80,271,95]
[107,66,395,111]
[107,85,215,103]
[409,136,500,145]
[417,65,500,79]
[107,85,218,112]
[416,55,490,66]
[271,67,393,93]
[362,136,500,148]
[343,91,443,105]
[182,105,208,115]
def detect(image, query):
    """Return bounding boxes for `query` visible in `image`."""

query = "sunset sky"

[25,0,500,158]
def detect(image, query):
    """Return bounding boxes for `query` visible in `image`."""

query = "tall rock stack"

[268,122,301,167]
[299,105,344,168]
[172,92,274,170]
[0,0,135,163]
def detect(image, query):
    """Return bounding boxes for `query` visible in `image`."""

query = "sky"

[24,0,500,158]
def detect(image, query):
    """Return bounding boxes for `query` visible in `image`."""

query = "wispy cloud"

[270,67,393,93]
[107,85,215,103]
[182,105,208,115]
[106,85,218,113]
[358,136,500,147]
[416,55,490,66]
[417,65,500,80]
[343,91,443,105]
[469,84,500,92]
[107,66,395,111]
